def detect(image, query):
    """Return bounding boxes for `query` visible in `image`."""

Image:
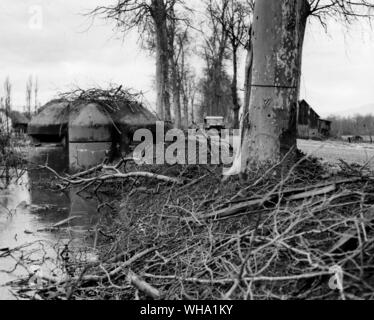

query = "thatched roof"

[28,99,70,136]
[0,109,30,126]
[59,87,157,128]
[114,101,156,127]
[10,110,30,125]
[28,88,157,138]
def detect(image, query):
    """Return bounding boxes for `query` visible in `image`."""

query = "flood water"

[0,146,112,300]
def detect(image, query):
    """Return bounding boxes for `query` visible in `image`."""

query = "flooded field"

[298,139,374,168]
[0,146,113,300]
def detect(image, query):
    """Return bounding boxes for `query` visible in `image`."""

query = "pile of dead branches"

[39,157,184,195]
[4,157,374,300]
[58,85,147,113]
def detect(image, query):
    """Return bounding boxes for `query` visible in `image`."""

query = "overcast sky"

[1,0,374,117]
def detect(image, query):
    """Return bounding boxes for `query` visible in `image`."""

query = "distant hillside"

[332,104,374,117]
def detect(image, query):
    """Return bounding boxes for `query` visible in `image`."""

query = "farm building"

[0,109,30,134]
[297,100,331,140]
[318,119,332,139]
[10,111,30,134]
[28,99,71,143]
[28,97,157,168]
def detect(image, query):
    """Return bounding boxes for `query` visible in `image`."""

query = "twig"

[127,271,161,300]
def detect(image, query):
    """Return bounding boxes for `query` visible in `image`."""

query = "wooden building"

[298,100,331,140]
[318,119,332,139]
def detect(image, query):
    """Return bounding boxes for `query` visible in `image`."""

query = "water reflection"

[0,146,111,300]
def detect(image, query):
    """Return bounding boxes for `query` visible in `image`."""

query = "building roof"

[28,97,157,137]
[319,119,332,124]
[0,109,30,125]
[299,100,320,119]
[10,110,30,125]
[28,99,71,136]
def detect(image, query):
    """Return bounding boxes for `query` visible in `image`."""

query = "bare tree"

[330,114,374,142]
[309,0,374,26]
[4,77,12,137]
[243,24,253,123]
[181,65,197,127]
[199,0,232,121]
[26,75,33,116]
[167,6,183,128]
[227,1,252,128]
[89,0,190,122]
[168,24,197,128]
[211,0,253,128]
[34,76,39,114]
[177,30,190,128]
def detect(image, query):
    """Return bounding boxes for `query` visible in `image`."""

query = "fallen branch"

[127,271,161,300]
[286,185,336,201]
[36,216,81,232]
[57,246,159,285]
[39,165,183,186]
[143,271,333,284]
[197,178,364,221]
[71,157,138,179]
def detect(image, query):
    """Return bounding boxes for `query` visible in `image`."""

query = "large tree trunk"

[240,0,309,171]
[185,98,195,127]
[170,60,182,128]
[223,34,253,178]
[181,50,189,129]
[152,0,171,121]
[243,28,253,122]
[212,63,221,116]
[167,7,182,129]
[295,0,309,129]
[182,94,189,128]
[209,31,228,117]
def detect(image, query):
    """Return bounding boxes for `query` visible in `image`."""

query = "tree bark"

[239,0,309,171]
[170,60,182,128]
[231,46,240,129]
[167,6,182,129]
[152,0,171,122]
[181,50,189,129]
[243,28,253,123]
[184,95,190,127]
[210,30,228,117]
[295,0,309,128]
[223,35,253,178]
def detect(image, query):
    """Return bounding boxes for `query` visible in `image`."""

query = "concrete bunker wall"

[69,104,112,169]
[28,99,158,170]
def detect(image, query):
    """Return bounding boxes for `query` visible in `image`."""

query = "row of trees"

[25,75,40,116]
[0,78,12,137]
[0,76,40,141]
[327,114,374,140]
[90,0,253,129]
[199,0,254,128]
[91,0,374,172]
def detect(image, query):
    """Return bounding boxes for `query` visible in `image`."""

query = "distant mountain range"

[329,104,374,118]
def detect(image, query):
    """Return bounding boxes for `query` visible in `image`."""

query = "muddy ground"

[298,139,374,168]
